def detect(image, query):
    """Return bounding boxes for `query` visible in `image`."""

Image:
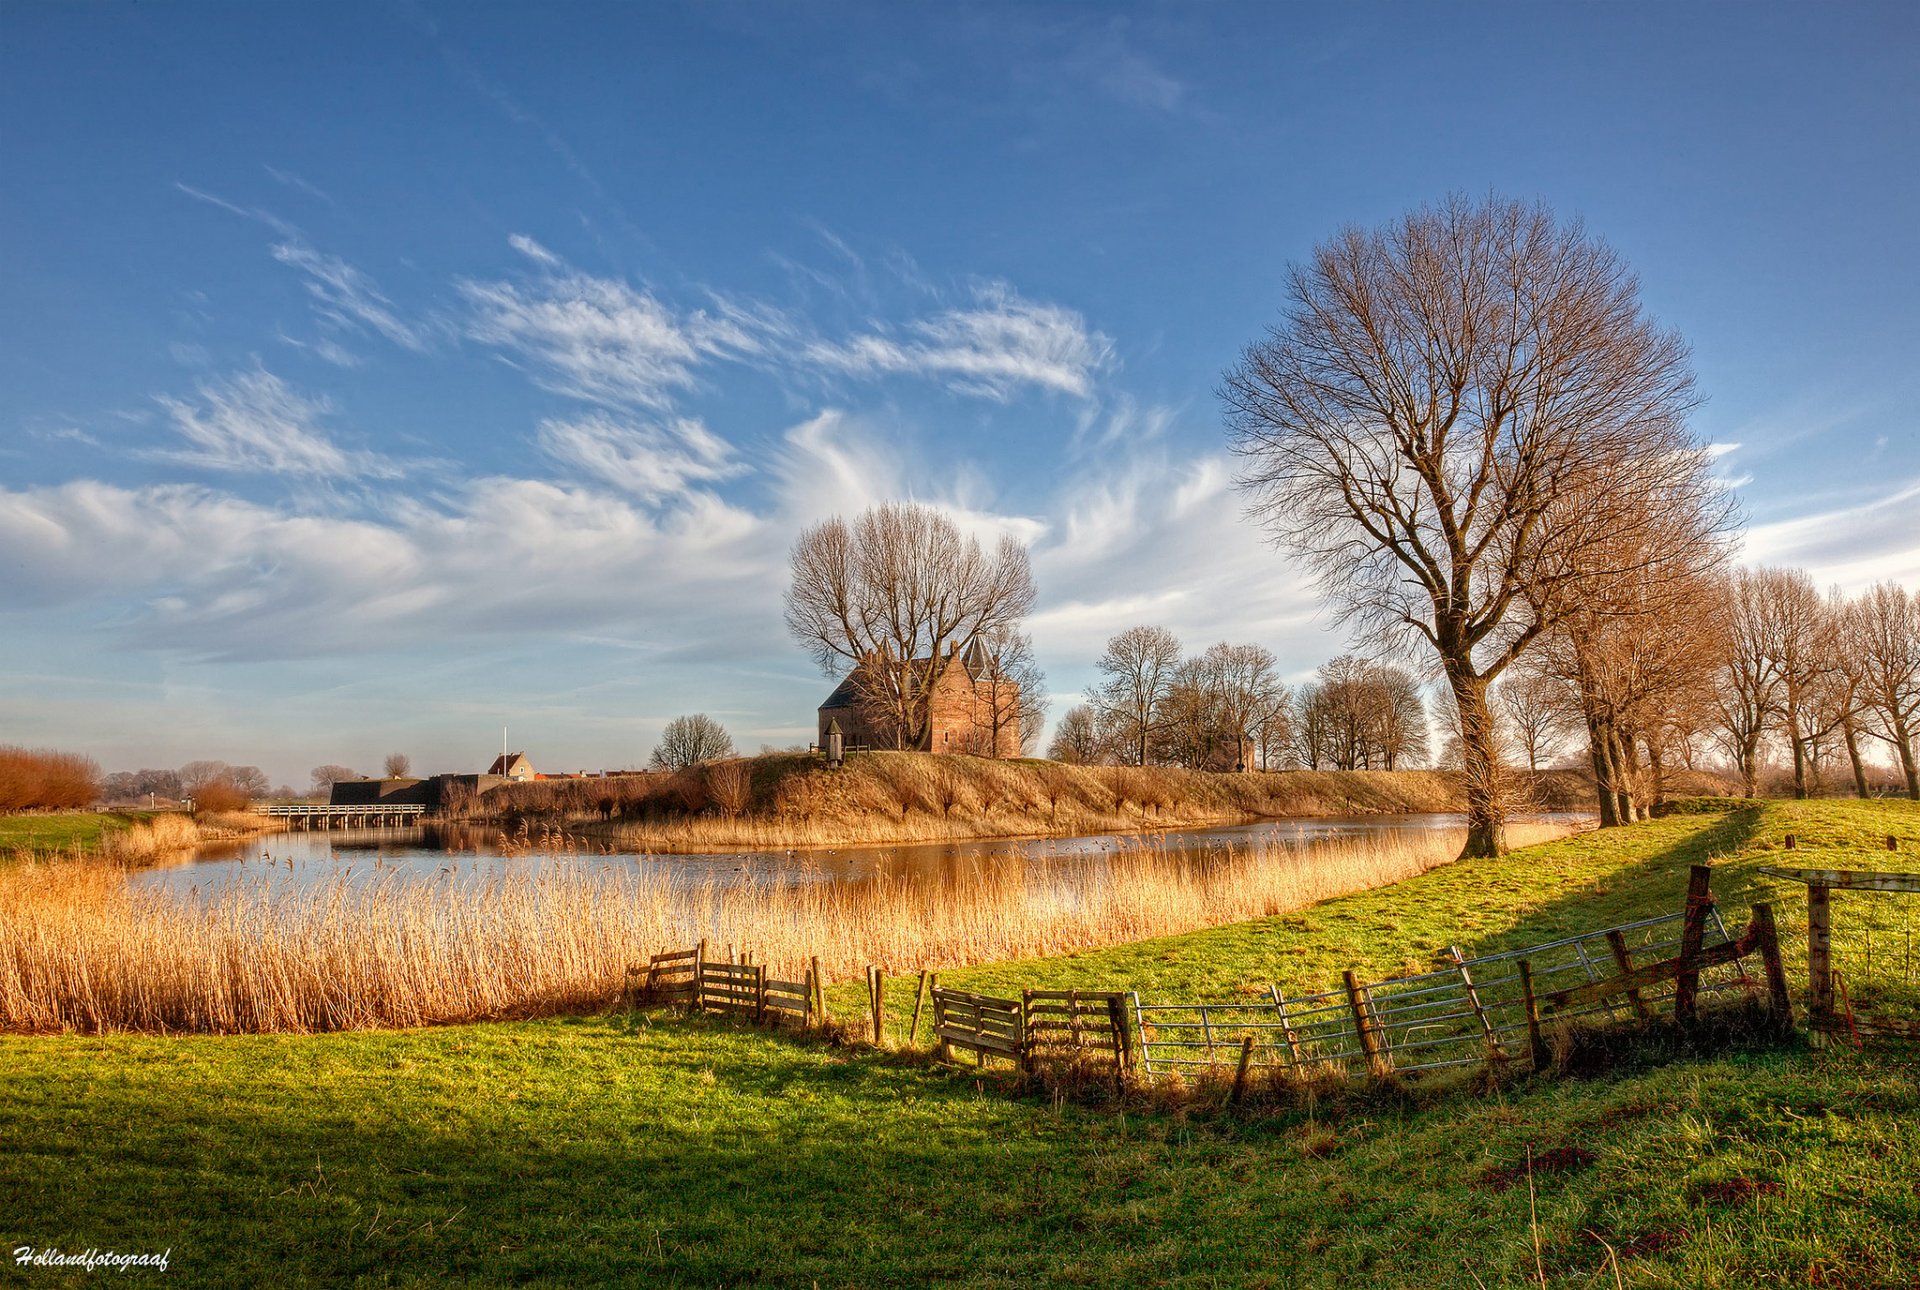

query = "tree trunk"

[1740,737,1759,799]
[1843,719,1871,798]
[1895,722,1920,800]
[1609,725,1637,824]
[1587,714,1621,829]
[1647,742,1667,811]
[1447,664,1507,857]
[1789,727,1810,800]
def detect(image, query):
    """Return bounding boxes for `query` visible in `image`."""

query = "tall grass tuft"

[0,822,1572,1035]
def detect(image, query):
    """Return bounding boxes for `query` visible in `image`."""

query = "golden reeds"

[0,822,1572,1035]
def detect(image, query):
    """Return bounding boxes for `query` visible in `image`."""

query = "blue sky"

[3,2,1917,786]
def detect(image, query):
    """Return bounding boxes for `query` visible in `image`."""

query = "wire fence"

[1135,906,1754,1078]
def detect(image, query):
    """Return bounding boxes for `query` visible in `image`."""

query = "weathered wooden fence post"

[908,970,930,1045]
[1751,901,1793,1024]
[1807,882,1833,1030]
[809,955,825,1025]
[1517,960,1550,1071]
[694,938,708,1012]
[1449,945,1506,1064]
[867,966,885,1044]
[1343,970,1391,1077]
[1674,864,1714,1026]
[1230,1034,1256,1104]
[1269,983,1304,1066]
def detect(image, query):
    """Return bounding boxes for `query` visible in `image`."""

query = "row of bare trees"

[1486,570,1920,818]
[101,761,273,806]
[1056,627,1287,771]
[1052,629,1430,773]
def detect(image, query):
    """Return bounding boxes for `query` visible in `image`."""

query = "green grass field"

[0,811,145,857]
[4,799,1919,1287]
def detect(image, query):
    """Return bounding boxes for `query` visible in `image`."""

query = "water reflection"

[133,812,1592,898]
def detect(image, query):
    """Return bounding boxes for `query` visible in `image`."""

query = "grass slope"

[0,811,143,857]
[488,750,1594,852]
[4,800,1919,1288]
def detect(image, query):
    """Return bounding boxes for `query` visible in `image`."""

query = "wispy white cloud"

[269,238,428,352]
[176,182,428,355]
[153,369,397,479]
[801,281,1112,399]
[537,411,743,502]
[263,165,335,206]
[1742,474,1920,590]
[1063,24,1188,112]
[459,237,767,410]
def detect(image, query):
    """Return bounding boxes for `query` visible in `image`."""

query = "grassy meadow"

[3,799,1918,1286]
[0,810,145,857]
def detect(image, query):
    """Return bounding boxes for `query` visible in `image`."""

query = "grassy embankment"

[486,749,1596,851]
[3,800,1918,1287]
[0,810,206,866]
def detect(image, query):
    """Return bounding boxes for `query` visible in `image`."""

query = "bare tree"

[383,752,412,779]
[1089,625,1183,766]
[786,502,1036,749]
[1714,570,1784,798]
[1755,568,1841,799]
[1047,704,1104,764]
[649,714,736,772]
[1828,587,1877,798]
[1203,642,1289,771]
[1854,581,1920,799]
[1537,473,1734,823]
[310,764,358,795]
[1223,194,1701,856]
[972,626,1047,758]
[705,760,752,817]
[1496,670,1571,773]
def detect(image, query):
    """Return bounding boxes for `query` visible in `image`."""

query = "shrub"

[0,747,102,812]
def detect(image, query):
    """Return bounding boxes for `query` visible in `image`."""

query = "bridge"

[258,803,429,830]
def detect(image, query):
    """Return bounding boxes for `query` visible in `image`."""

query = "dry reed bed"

[0,822,1573,1035]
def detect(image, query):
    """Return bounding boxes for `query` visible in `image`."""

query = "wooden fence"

[628,864,1799,1090]
[1134,865,1786,1079]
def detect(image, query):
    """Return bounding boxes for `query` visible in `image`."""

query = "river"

[132,811,1593,897]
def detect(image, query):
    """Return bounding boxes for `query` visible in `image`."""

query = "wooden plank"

[1269,984,1303,1065]
[1603,930,1652,1020]
[1231,1035,1256,1103]
[1750,902,1793,1025]
[1757,867,1920,893]
[1543,935,1752,1012]
[909,970,930,1045]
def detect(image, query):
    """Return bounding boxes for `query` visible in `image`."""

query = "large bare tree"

[1089,625,1183,766]
[786,502,1036,751]
[1223,194,1701,855]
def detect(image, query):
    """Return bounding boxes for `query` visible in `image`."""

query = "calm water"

[131,812,1592,897]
